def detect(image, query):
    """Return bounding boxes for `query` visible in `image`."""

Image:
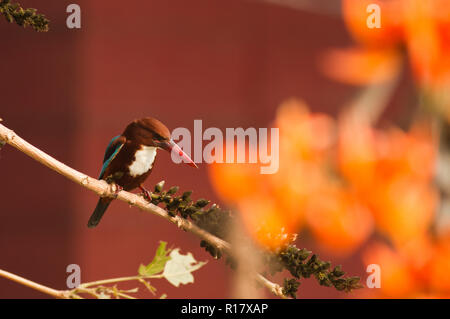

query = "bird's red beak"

[162,140,198,168]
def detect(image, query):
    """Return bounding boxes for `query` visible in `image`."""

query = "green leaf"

[138,241,172,276]
[138,264,147,276]
[194,199,209,208]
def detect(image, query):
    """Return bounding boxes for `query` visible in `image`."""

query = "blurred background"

[1,0,449,298]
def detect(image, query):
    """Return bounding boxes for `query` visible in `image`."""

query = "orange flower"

[428,238,450,294]
[305,186,374,256]
[337,116,438,246]
[320,47,401,85]
[325,0,450,122]
[370,177,437,246]
[276,99,335,164]
[238,195,295,251]
[402,0,450,120]
[342,0,404,48]
[208,141,263,204]
[208,98,440,279]
[373,126,436,183]
[270,101,335,232]
[268,163,311,233]
[403,0,450,87]
[208,100,335,250]
[209,160,262,204]
[362,235,450,298]
[337,112,376,189]
[363,242,417,297]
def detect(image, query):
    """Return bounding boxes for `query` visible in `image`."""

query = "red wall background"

[0,0,363,298]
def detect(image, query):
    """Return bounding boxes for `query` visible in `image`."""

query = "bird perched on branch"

[88,117,197,228]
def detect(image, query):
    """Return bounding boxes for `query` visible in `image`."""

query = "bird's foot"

[112,184,123,199]
[139,185,152,202]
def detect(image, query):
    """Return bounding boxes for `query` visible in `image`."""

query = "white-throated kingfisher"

[88,117,197,228]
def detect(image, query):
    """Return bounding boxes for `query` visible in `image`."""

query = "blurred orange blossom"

[209,99,438,253]
[208,0,450,299]
[208,98,450,297]
[321,0,450,119]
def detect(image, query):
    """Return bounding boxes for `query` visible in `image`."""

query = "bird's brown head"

[123,117,197,168]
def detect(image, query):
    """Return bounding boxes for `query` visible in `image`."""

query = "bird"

[87,117,197,228]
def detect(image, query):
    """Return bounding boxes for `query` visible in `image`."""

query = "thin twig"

[81,274,163,288]
[0,122,287,298]
[0,269,69,299]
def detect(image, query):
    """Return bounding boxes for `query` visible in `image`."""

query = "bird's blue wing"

[99,135,125,179]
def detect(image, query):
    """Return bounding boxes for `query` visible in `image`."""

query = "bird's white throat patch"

[129,146,157,177]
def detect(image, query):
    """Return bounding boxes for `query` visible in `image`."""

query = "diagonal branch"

[0,121,287,299]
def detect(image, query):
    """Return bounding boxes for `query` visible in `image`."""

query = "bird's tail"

[87,198,112,228]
